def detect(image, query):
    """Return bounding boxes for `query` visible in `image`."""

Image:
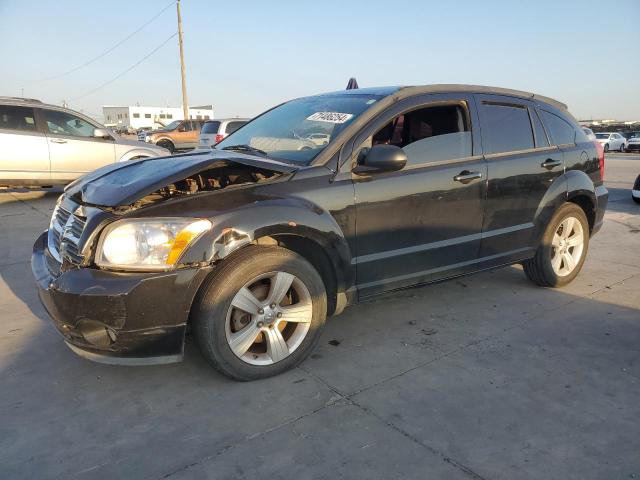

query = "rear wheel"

[193,246,327,381]
[156,139,175,153]
[523,203,589,287]
[603,143,609,152]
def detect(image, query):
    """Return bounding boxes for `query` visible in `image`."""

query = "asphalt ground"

[1,152,638,480]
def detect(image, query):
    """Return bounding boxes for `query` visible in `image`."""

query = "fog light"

[77,320,115,348]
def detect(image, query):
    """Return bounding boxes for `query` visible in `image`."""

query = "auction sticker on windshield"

[307,112,354,124]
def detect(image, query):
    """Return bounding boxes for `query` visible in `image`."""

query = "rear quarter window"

[480,103,534,154]
[225,121,246,135]
[541,110,576,145]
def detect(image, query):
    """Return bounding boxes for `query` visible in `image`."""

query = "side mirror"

[353,144,407,175]
[93,128,111,139]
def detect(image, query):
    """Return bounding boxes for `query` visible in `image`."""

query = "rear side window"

[541,110,575,145]
[0,105,37,132]
[201,121,220,134]
[480,103,534,154]
[226,121,246,135]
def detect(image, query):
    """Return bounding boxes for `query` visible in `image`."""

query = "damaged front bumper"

[32,232,212,365]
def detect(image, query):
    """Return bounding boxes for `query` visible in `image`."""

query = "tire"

[523,203,590,287]
[604,144,609,153]
[620,144,626,153]
[156,139,175,153]
[193,245,327,381]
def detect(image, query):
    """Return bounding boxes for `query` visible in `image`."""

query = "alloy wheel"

[224,271,313,365]
[551,216,584,277]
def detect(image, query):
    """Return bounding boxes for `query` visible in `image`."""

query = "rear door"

[41,108,116,181]
[352,93,487,297]
[0,104,50,183]
[475,94,563,260]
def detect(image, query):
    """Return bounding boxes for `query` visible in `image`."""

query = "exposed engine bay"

[111,160,285,210]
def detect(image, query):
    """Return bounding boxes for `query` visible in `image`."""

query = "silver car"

[0,97,168,186]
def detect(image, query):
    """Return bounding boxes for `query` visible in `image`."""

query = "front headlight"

[95,218,212,270]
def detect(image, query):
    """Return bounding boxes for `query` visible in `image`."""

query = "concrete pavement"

[0,154,638,480]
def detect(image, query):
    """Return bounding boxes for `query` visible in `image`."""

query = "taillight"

[594,141,605,181]
[214,133,225,144]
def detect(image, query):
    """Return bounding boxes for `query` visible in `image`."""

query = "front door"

[352,94,487,298]
[40,108,115,182]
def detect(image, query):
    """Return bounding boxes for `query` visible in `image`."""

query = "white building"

[102,105,214,130]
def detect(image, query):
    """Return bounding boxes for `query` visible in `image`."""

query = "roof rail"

[0,96,43,104]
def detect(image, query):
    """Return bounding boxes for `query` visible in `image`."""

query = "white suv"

[0,97,168,187]
[198,118,249,148]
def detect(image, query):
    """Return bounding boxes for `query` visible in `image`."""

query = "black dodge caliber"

[32,85,608,380]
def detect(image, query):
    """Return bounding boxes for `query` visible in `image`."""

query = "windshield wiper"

[220,144,268,157]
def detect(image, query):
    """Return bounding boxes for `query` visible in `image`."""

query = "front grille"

[47,201,87,266]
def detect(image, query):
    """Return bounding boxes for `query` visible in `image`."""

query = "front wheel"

[193,246,327,381]
[604,144,609,153]
[523,203,589,287]
[620,144,626,152]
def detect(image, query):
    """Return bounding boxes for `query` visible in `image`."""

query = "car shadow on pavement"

[0,188,639,479]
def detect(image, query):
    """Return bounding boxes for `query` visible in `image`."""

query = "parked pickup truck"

[139,119,207,152]
[32,84,608,380]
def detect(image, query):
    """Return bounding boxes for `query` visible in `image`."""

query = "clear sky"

[1,0,638,121]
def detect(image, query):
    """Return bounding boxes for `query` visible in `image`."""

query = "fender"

[564,169,597,206]
[531,169,597,244]
[181,195,354,295]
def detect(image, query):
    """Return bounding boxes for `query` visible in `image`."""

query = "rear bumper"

[32,231,212,365]
[592,184,609,235]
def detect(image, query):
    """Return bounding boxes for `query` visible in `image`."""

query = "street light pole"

[176,0,189,121]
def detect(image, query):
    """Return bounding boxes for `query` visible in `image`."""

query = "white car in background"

[306,132,331,146]
[582,127,596,141]
[595,132,627,152]
[0,97,168,186]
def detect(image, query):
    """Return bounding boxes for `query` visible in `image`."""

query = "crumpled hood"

[64,150,297,207]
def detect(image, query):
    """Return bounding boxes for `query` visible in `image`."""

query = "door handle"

[541,158,562,169]
[50,138,67,144]
[453,170,482,184]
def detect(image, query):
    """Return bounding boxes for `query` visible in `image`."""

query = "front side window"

[368,103,472,166]
[0,105,37,131]
[541,110,576,145]
[481,103,534,154]
[43,110,95,138]
[215,94,380,164]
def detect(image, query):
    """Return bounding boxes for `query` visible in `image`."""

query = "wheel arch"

[180,199,355,316]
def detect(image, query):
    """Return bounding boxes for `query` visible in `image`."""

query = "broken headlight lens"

[95,218,212,270]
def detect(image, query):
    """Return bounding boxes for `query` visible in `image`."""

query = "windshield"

[215,94,380,164]
[595,133,609,139]
[163,120,182,131]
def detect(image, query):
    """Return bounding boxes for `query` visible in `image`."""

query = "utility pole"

[176,0,189,121]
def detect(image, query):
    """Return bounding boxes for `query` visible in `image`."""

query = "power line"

[70,32,177,101]
[39,0,175,83]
